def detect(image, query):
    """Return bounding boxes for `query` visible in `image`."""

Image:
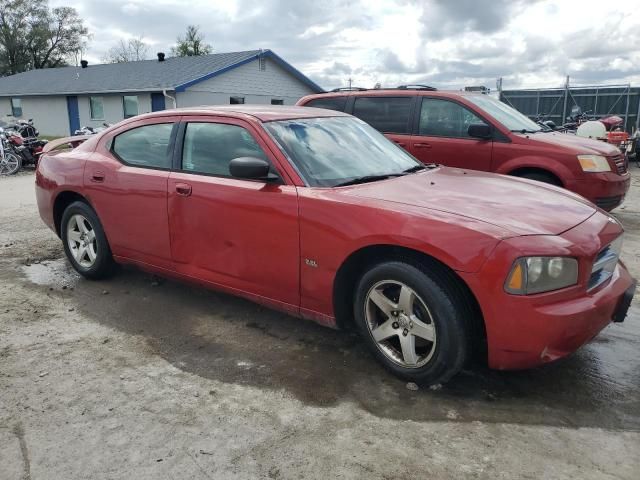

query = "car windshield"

[264,116,422,187]
[467,95,542,133]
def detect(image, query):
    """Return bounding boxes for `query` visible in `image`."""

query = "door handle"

[90,171,105,182]
[175,183,192,196]
[413,143,432,149]
[393,140,406,147]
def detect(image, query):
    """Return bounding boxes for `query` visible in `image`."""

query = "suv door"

[84,116,180,267]
[351,96,415,149]
[409,97,492,171]
[167,117,300,308]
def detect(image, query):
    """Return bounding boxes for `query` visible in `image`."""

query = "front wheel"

[61,201,115,279]
[0,152,21,176]
[354,261,470,385]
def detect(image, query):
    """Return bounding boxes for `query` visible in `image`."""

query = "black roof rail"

[396,84,437,91]
[330,87,368,92]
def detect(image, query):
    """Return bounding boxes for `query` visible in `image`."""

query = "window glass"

[265,117,420,187]
[305,97,347,112]
[419,98,487,138]
[90,96,104,120]
[352,97,413,134]
[10,98,22,117]
[271,99,284,105]
[182,123,268,177]
[123,95,139,118]
[112,123,173,168]
[467,94,541,132]
[230,96,245,104]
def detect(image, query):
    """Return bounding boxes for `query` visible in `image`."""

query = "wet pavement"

[1,171,639,479]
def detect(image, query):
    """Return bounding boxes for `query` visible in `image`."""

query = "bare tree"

[103,35,149,63]
[171,25,212,57]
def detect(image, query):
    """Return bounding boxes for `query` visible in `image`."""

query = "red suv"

[297,87,631,211]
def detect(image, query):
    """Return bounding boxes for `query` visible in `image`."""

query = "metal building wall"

[500,84,640,133]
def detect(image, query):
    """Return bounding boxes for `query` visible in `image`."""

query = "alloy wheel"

[365,280,437,368]
[66,214,98,268]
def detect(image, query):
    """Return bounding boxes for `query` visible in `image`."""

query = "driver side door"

[167,117,300,309]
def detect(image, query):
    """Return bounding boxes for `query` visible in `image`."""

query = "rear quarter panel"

[35,149,90,234]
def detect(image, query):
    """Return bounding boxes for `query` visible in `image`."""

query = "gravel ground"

[1,169,639,479]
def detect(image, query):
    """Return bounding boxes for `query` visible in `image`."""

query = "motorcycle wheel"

[0,152,22,176]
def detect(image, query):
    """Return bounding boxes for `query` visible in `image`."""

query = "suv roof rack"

[396,84,437,91]
[330,87,368,92]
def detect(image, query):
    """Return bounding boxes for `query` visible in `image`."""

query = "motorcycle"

[74,123,111,136]
[2,119,48,171]
[0,128,22,176]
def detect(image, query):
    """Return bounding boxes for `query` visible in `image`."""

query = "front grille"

[610,153,627,174]
[588,236,623,290]
[595,195,623,210]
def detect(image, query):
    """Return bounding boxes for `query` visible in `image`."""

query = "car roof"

[301,89,484,100]
[135,105,350,123]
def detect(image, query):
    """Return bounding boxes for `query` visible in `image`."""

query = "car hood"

[522,131,621,156]
[341,167,596,236]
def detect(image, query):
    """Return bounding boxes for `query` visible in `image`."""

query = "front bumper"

[461,211,636,370]
[567,171,630,211]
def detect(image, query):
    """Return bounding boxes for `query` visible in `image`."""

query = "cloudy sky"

[51,0,640,91]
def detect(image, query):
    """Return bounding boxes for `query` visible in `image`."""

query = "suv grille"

[588,236,623,290]
[611,154,627,174]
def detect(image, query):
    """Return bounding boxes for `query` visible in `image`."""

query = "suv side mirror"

[467,123,492,139]
[229,157,277,181]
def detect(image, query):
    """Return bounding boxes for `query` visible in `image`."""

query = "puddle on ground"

[18,258,640,431]
[21,258,80,289]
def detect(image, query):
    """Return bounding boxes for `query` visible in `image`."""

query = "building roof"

[0,49,324,96]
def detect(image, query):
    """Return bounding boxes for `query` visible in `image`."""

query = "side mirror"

[467,123,492,139]
[229,157,277,181]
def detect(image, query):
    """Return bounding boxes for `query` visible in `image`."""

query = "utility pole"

[562,75,570,122]
[348,77,352,89]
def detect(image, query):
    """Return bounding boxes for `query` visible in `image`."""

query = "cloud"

[50,0,640,90]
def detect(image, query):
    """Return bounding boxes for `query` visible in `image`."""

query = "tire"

[60,201,115,279]
[517,171,561,186]
[353,261,469,385]
[0,152,22,176]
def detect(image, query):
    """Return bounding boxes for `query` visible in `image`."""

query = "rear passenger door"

[409,97,492,171]
[351,96,415,150]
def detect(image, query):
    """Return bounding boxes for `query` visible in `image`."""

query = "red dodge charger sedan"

[36,106,635,384]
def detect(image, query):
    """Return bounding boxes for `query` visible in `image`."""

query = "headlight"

[505,257,578,295]
[578,155,611,172]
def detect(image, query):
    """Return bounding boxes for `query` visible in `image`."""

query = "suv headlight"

[578,155,611,172]
[505,257,579,295]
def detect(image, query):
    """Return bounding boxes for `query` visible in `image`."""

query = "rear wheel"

[354,261,469,385]
[0,152,21,176]
[61,201,115,279]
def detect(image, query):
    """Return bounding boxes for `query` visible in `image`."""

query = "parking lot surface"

[1,169,639,479]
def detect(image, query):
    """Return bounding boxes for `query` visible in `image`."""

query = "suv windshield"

[264,116,423,187]
[467,95,542,133]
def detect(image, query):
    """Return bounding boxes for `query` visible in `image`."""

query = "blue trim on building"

[174,50,324,93]
[66,96,80,135]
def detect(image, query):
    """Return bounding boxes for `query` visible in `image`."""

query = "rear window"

[304,96,347,112]
[352,97,413,134]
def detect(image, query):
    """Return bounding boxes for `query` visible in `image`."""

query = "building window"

[90,96,104,120]
[10,98,22,117]
[230,96,245,104]
[123,95,139,118]
[271,99,284,105]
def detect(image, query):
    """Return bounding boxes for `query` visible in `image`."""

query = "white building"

[0,50,323,137]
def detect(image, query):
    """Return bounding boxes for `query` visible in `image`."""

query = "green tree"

[171,25,212,57]
[0,0,88,76]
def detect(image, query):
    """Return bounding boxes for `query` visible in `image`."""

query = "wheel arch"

[53,190,91,237]
[508,166,564,186]
[332,244,487,362]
